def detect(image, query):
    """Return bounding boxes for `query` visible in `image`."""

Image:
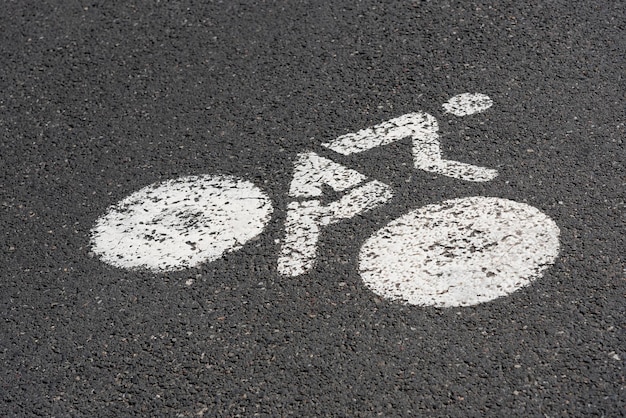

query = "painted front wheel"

[358,196,560,307]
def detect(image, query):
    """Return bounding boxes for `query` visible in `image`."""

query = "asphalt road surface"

[1,1,624,416]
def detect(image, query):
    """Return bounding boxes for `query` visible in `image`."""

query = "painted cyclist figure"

[91,93,560,308]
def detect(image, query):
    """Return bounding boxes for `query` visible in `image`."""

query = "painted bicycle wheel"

[91,175,273,272]
[359,196,560,307]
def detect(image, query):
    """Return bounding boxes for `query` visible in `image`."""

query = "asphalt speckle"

[1,1,624,416]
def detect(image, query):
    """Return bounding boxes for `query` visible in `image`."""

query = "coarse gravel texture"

[1,1,624,416]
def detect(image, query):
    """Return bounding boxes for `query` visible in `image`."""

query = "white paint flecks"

[322,111,497,182]
[359,196,560,307]
[442,93,493,116]
[289,152,366,198]
[278,152,393,276]
[91,175,273,272]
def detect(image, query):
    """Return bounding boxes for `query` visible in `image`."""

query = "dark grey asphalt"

[1,1,624,416]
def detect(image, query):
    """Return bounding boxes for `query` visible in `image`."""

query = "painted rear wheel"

[91,175,273,272]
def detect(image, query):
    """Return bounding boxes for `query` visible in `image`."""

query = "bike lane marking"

[90,175,273,271]
[359,196,560,307]
[88,94,561,307]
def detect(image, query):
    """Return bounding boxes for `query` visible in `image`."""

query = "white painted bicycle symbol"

[91,93,560,307]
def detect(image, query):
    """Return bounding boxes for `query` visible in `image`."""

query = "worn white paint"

[412,132,498,182]
[442,93,493,116]
[278,152,393,277]
[322,110,497,182]
[289,152,366,197]
[323,112,439,155]
[91,175,273,271]
[359,196,560,307]
[90,93,561,308]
